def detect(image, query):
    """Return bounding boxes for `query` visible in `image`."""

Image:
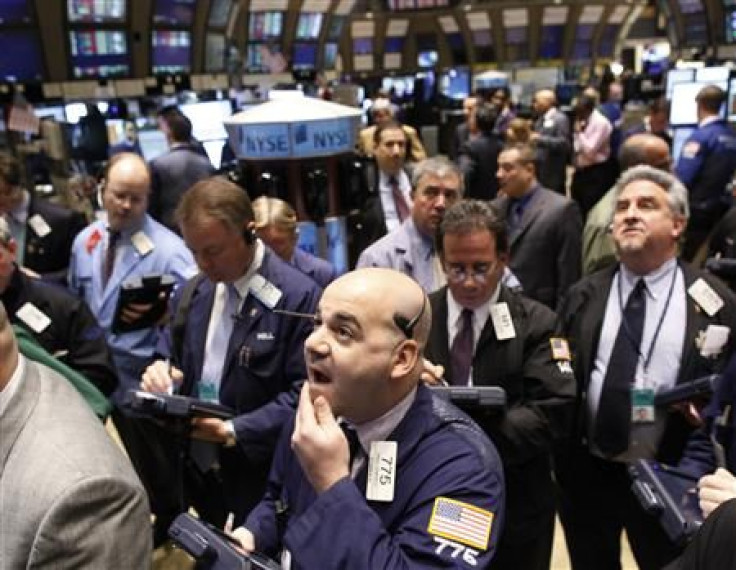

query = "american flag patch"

[550,337,571,361]
[427,497,493,550]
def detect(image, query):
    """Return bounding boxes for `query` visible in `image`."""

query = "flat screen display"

[439,67,470,100]
[385,37,404,53]
[35,106,66,122]
[446,32,467,64]
[292,43,317,69]
[138,129,169,161]
[0,30,44,81]
[0,0,33,24]
[180,100,232,142]
[418,50,438,68]
[327,15,345,40]
[152,30,191,73]
[572,41,592,61]
[153,0,196,26]
[472,30,493,47]
[208,0,232,28]
[69,30,129,78]
[575,24,595,41]
[696,66,731,83]
[68,0,125,23]
[353,38,373,55]
[205,33,226,72]
[727,8,736,42]
[670,81,728,126]
[296,13,323,40]
[246,43,286,73]
[506,27,527,44]
[324,43,338,69]
[666,68,695,98]
[539,25,564,59]
[248,12,283,41]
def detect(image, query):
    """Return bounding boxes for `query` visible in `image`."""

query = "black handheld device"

[429,386,507,411]
[123,390,235,421]
[654,375,720,407]
[112,273,176,333]
[168,513,281,570]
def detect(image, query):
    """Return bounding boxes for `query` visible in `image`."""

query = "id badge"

[631,387,655,423]
[198,381,218,403]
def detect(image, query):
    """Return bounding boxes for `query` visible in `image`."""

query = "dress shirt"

[588,258,686,461]
[446,283,502,386]
[574,109,612,168]
[508,186,540,232]
[349,386,417,477]
[0,354,25,417]
[379,170,413,233]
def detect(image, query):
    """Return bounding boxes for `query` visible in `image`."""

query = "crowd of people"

[1,80,736,569]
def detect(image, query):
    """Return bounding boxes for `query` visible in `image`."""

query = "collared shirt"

[574,109,612,168]
[508,184,540,233]
[0,354,25,417]
[404,218,443,292]
[349,386,418,477]
[588,258,686,461]
[379,170,413,233]
[446,283,502,386]
[699,115,721,129]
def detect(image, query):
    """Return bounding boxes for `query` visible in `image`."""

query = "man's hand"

[421,358,446,386]
[231,527,255,554]
[191,417,229,444]
[291,383,350,494]
[141,359,183,394]
[698,468,736,518]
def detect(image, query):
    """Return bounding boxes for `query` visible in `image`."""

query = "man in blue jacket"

[142,178,322,533]
[675,85,736,260]
[233,268,505,569]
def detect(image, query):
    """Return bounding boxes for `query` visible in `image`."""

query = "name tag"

[28,214,51,238]
[688,278,723,317]
[16,302,51,333]
[490,302,516,340]
[249,274,282,309]
[366,441,397,502]
[131,231,154,256]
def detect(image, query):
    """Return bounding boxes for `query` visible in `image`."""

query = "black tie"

[451,309,474,385]
[341,423,362,471]
[103,230,120,286]
[594,279,647,456]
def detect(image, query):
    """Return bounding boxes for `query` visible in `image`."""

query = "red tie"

[390,176,411,222]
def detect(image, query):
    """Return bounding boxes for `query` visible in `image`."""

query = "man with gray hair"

[357,156,462,292]
[555,165,736,570]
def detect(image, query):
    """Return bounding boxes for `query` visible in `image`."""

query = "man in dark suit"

[141,177,321,533]
[424,199,576,570]
[0,152,86,284]
[458,101,501,200]
[530,89,571,194]
[351,121,414,263]
[449,93,479,160]
[556,165,736,570]
[149,112,214,232]
[492,143,582,310]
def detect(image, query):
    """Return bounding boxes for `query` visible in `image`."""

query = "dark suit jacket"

[24,197,86,284]
[149,144,214,230]
[557,262,736,464]
[533,108,571,194]
[458,132,501,200]
[493,186,582,310]
[426,285,576,538]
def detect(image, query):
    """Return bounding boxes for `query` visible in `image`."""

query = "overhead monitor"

[35,106,66,122]
[439,67,470,100]
[292,43,317,70]
[69,30,129,78]
[472,30,493,47]
[696,66,731,83]
[353,38,372,55]
[666,68,695,98]
[180,100,232,142]
[572,41,592,61]
[246,43,285,73]
[67,0,125,23]
[0,0,33,24]
[327,15,345,41]
[208,0,232,28]
[324,43,338,69]
[0,30,44,81]
[248,12,283,41]
[539,25,564,59]
[151,30,191,74]
[729,78,736,122]
[153,0,196,26]
[446,32,467,65]
[669,80,728,126]
[205,33,226,72]
[418,50,438,68]
[385,37,404,53]
[296,13,323,40]
[137,129,169,162]
[727,8,736,43]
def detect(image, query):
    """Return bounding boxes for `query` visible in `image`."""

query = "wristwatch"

[223,420,237,448]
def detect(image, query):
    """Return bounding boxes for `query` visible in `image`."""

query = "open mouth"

[309,367,331,384]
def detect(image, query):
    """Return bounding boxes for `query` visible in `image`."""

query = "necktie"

[509,201,524,234]
[389,176,411,223]
[450,308,474,386]
[103,230,120,286]
[341,422,363,478]
[593,279,647,456]
[200,284,240,401]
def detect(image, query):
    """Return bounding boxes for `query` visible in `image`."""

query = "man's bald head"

[533,89,557,115]
[105,152,151,190]
[103,152,151,231]
[326,268,431,350]
[619,133,672,172]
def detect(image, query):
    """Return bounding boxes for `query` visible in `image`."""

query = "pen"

[224,512,235,533]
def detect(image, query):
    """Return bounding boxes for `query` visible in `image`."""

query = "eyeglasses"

[445,262,496,284]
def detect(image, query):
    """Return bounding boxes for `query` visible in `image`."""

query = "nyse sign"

[228,118,357,159]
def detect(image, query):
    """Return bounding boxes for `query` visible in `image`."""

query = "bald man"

[234,268,505,569]
[0,301,152,567]
[530,89,571,194]
[582,133,673,274]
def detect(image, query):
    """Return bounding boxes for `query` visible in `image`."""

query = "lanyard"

[616,267,677,377]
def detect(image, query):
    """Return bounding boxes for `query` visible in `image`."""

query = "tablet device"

[112,273,176,333]
[124,390,235,421]
[654,375,720,407]
[430,386,507,411]
[629,459,703,545]
[168,513,281,570]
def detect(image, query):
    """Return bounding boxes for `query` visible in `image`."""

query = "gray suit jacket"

[0,359,151,569]
[533,108,571,194]
[494,186,582,310]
